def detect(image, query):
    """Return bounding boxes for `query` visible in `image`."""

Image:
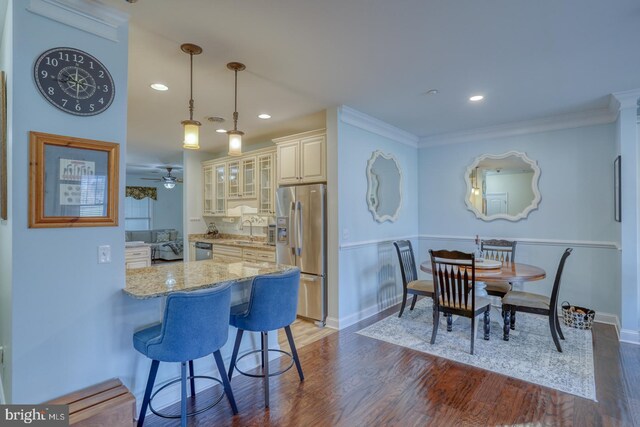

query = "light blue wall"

[418,123,621,319]
[126,175,184,236]
[7,3,137,403]
[336,110,419,323]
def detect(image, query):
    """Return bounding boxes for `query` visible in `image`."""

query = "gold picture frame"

[29,132,119,228]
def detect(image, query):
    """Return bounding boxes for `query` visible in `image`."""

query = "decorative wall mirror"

[366,150,403,222]
[465,151,540,221]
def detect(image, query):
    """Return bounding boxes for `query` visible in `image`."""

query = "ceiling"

[105,0,640,168]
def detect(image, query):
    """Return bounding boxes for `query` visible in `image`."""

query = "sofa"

[125,229,183,261]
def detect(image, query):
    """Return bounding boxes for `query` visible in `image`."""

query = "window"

[124,196,152,230]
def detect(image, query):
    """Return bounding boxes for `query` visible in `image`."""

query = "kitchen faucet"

[241,219,254,240]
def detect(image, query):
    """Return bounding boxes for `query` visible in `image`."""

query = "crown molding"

[419,108,617,148]
[27,0,129,42]
[611,89,640,110]
[339,106,419,148]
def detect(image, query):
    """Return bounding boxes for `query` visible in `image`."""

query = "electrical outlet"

[98,245,111,263]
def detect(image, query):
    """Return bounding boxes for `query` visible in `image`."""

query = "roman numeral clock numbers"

[33,47,115,116]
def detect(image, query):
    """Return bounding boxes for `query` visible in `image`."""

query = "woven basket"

[561,301,595,330]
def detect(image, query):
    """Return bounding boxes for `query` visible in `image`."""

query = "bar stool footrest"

[148,375,225,419]
[235,349,294,378]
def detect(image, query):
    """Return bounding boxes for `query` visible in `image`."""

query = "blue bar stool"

[227,269,304,408]
[134,285,238,427]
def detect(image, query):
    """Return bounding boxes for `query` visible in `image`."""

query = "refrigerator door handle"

[289,201,296,256]
[296,200,303,256]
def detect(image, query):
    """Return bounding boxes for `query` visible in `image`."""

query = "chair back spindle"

[430,250,476,312]
[481,239,517,263]
[394,240,418,288]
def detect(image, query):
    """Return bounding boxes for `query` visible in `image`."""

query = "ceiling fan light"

[182,120,201,149]
[164,181,176,189]
[227,130,243,156]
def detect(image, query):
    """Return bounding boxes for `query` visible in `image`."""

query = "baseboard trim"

[332,295,403,330]
[620,329,640,345]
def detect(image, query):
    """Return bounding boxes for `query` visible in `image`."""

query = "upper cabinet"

[258,153,275,215]
[202,148,276,216]
[274,129,326,185]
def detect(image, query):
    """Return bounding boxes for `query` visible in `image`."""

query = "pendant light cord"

[232,69,239,131]
[188,52,194,121]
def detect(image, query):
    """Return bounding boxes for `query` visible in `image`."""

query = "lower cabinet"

[125,245,151,269]
[211,244,275,263]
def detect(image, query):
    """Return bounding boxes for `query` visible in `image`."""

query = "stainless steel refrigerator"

[276,184,326,325]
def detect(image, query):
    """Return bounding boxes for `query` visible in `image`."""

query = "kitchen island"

[124,258,294,299]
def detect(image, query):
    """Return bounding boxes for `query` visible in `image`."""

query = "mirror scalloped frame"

[366,150,403,223]
[464,151,541,222]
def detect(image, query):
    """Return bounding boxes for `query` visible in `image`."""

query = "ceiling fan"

[140,167,183,189]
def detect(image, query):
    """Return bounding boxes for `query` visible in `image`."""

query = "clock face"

[34,47,115,116]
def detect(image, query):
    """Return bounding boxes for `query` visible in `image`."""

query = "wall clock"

[34,47,115,116]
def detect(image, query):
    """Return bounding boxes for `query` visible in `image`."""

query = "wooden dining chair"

[393,240,434,318]
[501,248,573,352]
[429,250,491,355]
[481,239,517,298]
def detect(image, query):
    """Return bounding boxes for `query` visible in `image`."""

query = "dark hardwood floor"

[144,303,638,426]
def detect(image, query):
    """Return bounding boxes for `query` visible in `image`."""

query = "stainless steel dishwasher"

[194,242,213,260]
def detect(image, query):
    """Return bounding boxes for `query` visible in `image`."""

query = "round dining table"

[419,261,546,295]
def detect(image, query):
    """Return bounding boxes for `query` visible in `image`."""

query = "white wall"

[126,174,183,236]
[333,107,419,328]
[5,2,136,403]
[418,123,620,321]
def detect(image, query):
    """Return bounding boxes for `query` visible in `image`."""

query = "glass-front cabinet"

[213,162,226,214]
[227,160,240,198]
[241,157,256,198]
[203,165,214,215]
[258,153,275,214]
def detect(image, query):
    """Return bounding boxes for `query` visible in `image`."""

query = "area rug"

[356,298,596,401]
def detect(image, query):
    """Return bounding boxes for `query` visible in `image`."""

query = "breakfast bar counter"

[124,259,297,299]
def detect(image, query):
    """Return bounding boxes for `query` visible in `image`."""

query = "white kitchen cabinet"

[227,160,240,199]
[213,162,226,214]
[125,245,151,269]
[203,165,214,215]
[241,157,256,198]
[242,248,276,263]
[258,153,275,215]
[274,129,326,185]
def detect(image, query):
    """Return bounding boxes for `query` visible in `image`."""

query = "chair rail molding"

[27,0,129,42]
[339,106,419,148]
[340,235,419,250]
[418,234,620,250]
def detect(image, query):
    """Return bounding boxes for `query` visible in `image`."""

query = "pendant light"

[227,62,245,156]
[181,43,202,150]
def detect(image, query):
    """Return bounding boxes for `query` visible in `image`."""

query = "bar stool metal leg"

[284,325,304,381]
[262,331,269,407]
[180,362,187,427]
[137,360,160,427]
[213,350,238,414]
[228,329,244,380]
[188,360,196,397]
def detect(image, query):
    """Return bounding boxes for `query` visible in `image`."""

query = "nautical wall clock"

[34,47,115,116]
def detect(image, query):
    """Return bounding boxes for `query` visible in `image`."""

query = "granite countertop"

[188,234,275,251]
[124,259,297,299]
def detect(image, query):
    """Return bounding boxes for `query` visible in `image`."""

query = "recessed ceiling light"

[258,113,271,119]
[150,83,168,91]
[215,129,227,133]
[469,95,484,102]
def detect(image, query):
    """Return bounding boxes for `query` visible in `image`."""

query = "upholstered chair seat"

[501,291,550,310]
[485,282,511,295]
[407,280,434,293]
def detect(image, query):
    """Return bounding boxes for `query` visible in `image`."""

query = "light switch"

[98,245,111,263]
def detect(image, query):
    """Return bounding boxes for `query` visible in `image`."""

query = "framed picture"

[614,155,621,223]
[29,132,119,228]
[1,70,6,220]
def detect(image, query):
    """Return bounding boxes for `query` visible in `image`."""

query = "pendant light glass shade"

[227,130,243,156]
[164,181,176,189]
[182,120,200,149]
[180,43,202,150]
[226,62,246,156]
